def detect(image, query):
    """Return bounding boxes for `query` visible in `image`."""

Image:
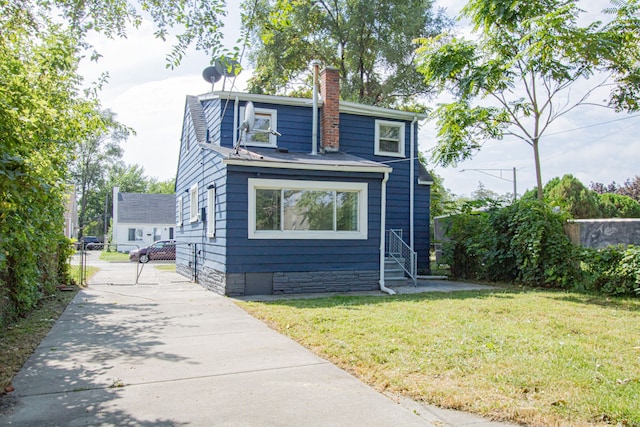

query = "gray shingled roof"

[186,95,208,145]
[117,193,175,224]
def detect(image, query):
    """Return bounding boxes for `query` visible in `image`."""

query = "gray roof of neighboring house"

[418,162,434,184]
[117,193,174,224]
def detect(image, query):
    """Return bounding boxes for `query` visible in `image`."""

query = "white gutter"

[410,116,417,251]
[224,158,392,174]
[379,171,396,295]
[311,60,320,155]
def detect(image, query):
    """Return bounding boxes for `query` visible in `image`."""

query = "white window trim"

[248,178,368,240]
[374,119,405,158]
[177,196,183,226]
[189,183,199,223]
[240,106,278,148]
[207,187,216,238]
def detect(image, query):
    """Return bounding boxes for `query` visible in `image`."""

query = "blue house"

[175,67,432,296]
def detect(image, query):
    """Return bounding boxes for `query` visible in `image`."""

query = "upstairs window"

[240,106,278,148]
[375,120,405,157]
[248,179,367,240]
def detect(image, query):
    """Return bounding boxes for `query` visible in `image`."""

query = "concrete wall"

[565,219,640,249]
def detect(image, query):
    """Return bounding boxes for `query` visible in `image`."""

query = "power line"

[544,114,640,137]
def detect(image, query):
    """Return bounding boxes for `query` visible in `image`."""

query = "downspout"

[311,60,320,155]
[233,96,239,147]
[410,116,417,251]
[379,171,396,295]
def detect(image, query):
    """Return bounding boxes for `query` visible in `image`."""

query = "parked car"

[129,240,176,263]
[76,236,103,250]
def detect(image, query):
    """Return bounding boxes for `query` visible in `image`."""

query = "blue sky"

[79,0,640,197]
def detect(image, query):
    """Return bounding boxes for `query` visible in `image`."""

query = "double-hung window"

[248,179,368,239]
[240,106,278,147]
[207,186,216,238]
[375,120,405,157]
[189,183,199,223]
[128,228,143,241]
[177,196,183,226]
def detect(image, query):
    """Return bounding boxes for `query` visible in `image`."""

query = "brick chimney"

[320,67,340,152]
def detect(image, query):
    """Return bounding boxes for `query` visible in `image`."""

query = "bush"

[582,245,640,295]
[442,199,582,289]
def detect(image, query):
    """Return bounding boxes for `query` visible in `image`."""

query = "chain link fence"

[71,242,181,286]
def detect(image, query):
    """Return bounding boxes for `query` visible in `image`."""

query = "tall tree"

[544,175,602,219]
[148,177,176,194]
[416,0,640,200]
[71,110,130,237]
[591,175,640,202]
[242,0,450,107]
[1,0,228,320]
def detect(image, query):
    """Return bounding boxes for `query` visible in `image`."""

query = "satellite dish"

[215,57,242,77]
[242,102,255,133]
[234,102,255,155]
[202,66,222,84]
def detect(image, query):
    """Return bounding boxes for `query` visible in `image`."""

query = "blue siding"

[176,93,432,290]
[219,101,315,153]
[224,166,383,274]
[202,99,221,144]
[175,102,229,273]
[339,113,431,271]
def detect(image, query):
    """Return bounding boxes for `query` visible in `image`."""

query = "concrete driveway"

[1,271,513,426]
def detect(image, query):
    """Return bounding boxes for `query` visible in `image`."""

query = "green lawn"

[155,264,176,271]
[98,251,130,262]
[238,289,640,426]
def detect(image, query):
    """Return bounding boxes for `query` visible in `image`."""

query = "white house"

[112,187,175,250]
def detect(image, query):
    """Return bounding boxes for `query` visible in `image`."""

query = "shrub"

[442,199,582,289]
[582,245,640,295]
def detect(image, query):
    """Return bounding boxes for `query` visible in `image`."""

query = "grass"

[238,288,640,426]
[98,251,130,262]
[154,264,176,272]
[0,264,101,392]
[0,287,79,391]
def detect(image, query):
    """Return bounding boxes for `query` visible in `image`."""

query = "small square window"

[375,120,405,157]
[241,106,278,147]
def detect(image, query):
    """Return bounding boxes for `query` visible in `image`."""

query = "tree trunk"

[532,138,543,200]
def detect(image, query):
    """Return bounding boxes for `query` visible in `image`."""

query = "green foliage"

[15,0,228,69]
[598,193,640,218]
[242,0,450,107]
[2,0,224,324]
[415,0,640,198]
[591,175,640,203]
[545,174,602,219]
[582,245,640,296]
[442,199,581,288]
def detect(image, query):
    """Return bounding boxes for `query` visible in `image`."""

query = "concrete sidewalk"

[1,272,514,426]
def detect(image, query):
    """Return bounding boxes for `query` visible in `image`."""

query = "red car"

[129,240,176,263]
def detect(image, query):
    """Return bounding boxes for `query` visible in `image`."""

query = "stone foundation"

[178,263,380,296]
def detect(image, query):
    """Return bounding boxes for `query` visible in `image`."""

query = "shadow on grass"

[250,287,519,309]
[547,292,640,312]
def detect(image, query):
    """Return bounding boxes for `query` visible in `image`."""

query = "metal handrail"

[386,229,417,286]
